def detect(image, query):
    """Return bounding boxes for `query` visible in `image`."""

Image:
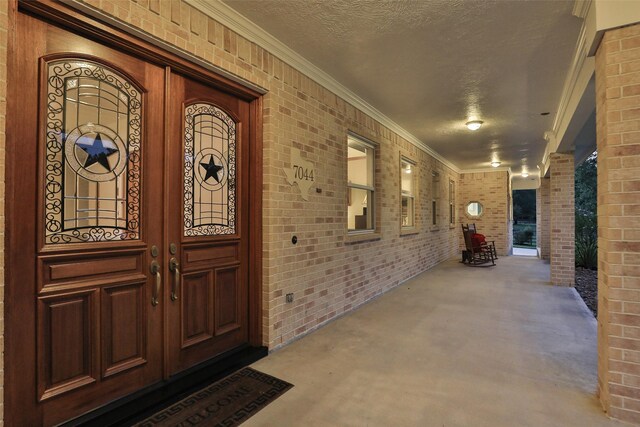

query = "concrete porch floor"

[247,256,624,427]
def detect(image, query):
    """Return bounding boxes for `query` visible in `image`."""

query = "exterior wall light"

[491,161,501,167]
[466,120,483,131]
[522,172,529,178]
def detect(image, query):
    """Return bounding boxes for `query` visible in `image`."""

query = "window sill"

[346,231,382,244]
[430,226,440,232]
[400,228,419,236]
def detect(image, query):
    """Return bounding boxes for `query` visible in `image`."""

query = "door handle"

[150,260,161,306]
[169,257,180,301]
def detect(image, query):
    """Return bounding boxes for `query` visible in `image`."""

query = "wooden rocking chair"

[461,224,496,266]
[468,223,498,260]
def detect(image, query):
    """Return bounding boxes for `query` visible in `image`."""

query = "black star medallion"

[200,155,224,183]
[76,133,118,171]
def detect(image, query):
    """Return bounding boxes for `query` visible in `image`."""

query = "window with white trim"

[401,157,416,229]
[347,135,375,232]
[449,179,455,226]
[431,171,440,226]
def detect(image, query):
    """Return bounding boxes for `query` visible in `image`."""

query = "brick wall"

[550,153,575,286]
[596,22,640,424]
[537,177,551,260]
[52,0,462,350]
[458,171,511,256]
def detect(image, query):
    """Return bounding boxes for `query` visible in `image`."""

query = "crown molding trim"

[58,0,268,95]
[572,0,591,19]
[186,0,460,173]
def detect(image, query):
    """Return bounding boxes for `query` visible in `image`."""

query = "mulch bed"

[575,267,597,318]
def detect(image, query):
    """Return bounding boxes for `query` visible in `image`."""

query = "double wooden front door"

[8,9,254,426]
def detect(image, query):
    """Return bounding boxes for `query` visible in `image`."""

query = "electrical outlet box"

[286,293,294,303]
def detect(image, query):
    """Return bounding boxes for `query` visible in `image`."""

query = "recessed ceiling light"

[465,120,483,131]
[491,161,501,168]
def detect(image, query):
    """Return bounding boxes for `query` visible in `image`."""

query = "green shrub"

[576,235,598,269]
[514,229,534,245]
[513,224,535,246]
[576,213,597,241]
[575,152,597,270]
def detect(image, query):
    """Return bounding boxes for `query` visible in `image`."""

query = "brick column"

[550,153,575,286]
[596,23,640,423]
[537,177,550,261]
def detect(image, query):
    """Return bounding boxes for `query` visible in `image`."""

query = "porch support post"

[596,23,640,423]
[550,152,575,286]
[537,177,551,261]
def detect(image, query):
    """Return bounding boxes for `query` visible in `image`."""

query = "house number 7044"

[284,148,316,201]
[293,165,314,181]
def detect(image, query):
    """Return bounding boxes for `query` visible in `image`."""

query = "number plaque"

[284,148,315,200]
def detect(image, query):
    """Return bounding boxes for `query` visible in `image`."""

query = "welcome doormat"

[136,368,293,426]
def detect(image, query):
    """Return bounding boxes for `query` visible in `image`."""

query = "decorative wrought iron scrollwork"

[183,103,236,237]
[44,59,141,244]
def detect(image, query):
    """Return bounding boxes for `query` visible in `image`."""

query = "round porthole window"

[466,201,483,218]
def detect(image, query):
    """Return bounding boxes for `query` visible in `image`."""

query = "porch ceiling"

[222,0,583,181]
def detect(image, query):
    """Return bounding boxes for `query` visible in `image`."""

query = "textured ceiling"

[223,0,583,176]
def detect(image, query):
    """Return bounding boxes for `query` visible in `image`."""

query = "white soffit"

[512,175,541,190]
[546,0,594,159]
[186,0,460,173]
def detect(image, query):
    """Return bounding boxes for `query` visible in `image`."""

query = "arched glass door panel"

[183,103,236,236]
[44,59,142,244]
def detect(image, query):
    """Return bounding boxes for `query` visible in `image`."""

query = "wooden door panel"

[101,282,147,378]
[37,290,97,401]
[10,11,166,426]
[47,255,139,281]
[182,270,215,348]
[8,6,259,424]
[167,73,250,375]
[39,249,145,290]
[184,242,239,267]
[215,266,241,335]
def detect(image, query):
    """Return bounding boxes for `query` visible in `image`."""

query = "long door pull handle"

[169,257,180,301]
[150,260,161,306]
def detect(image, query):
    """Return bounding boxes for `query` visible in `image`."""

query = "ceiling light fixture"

[521,171,529,178]
[465,120,483,131]
[491,161,501,168]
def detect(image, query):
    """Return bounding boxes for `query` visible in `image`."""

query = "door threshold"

[61,345,268,427]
